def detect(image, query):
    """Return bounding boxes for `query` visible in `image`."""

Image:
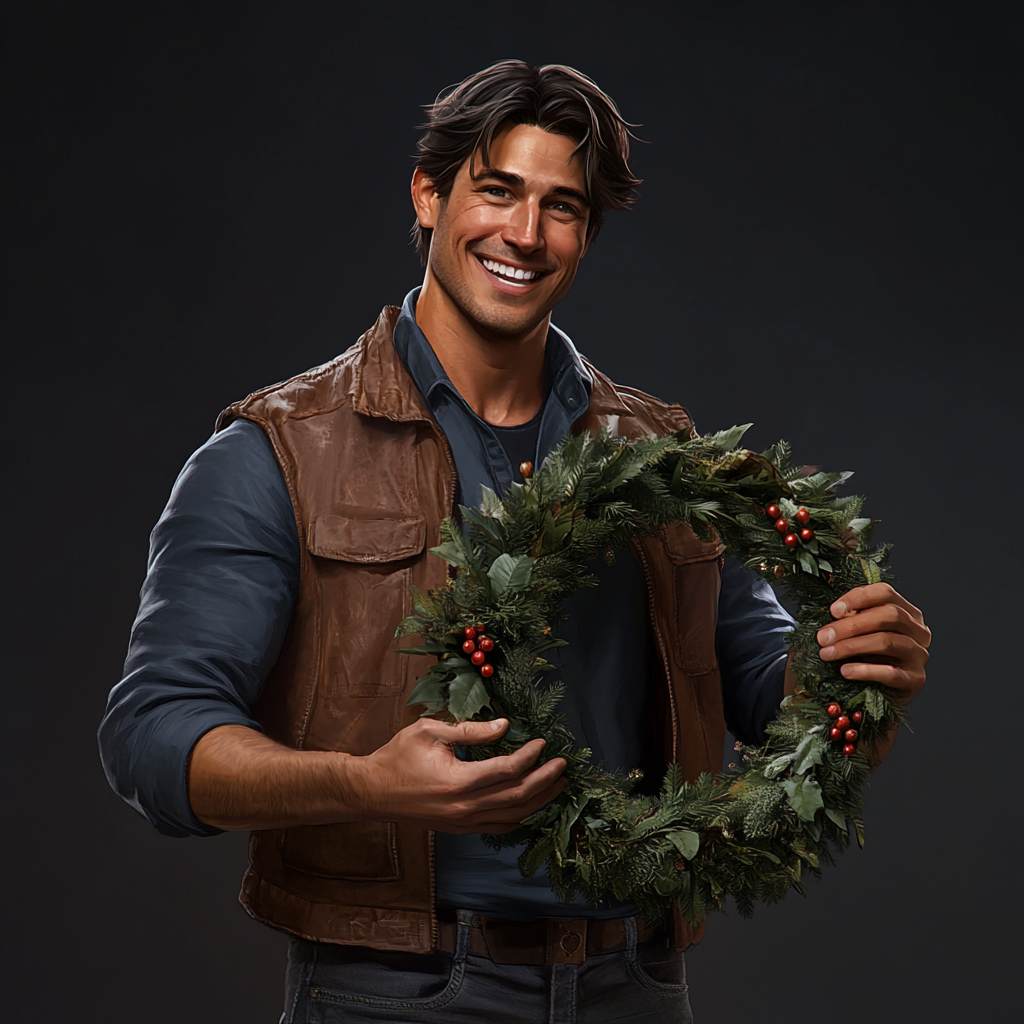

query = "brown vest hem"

[240,867,436,952]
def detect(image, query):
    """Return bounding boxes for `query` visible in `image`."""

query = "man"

[99,62,930,1023]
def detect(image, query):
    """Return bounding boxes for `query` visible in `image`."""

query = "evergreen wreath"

[396,426,905,926]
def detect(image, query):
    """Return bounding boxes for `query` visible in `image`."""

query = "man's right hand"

[347,718,567,834]
[188,718,566,834]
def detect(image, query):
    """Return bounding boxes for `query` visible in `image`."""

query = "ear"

[411,168,439,229]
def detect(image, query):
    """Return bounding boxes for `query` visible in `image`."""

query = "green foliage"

[396,427,904,926]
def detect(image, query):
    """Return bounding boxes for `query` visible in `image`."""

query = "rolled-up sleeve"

[716,556,796,745]
[98,419,300,837]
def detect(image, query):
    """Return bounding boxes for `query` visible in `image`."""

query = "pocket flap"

[308,510,426,563]
[662,521,725,565]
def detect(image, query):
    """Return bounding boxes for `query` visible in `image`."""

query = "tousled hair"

[412,61,641,265]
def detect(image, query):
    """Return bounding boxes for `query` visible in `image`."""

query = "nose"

[501,197,543,254]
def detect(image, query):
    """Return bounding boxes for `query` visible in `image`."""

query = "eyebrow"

[477,167,591,208]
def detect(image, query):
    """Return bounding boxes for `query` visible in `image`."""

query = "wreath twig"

[397,426,905,926]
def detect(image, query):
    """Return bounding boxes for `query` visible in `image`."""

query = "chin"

[469,301,548,339]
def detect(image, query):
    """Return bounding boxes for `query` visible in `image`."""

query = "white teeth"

[481,258,538,283]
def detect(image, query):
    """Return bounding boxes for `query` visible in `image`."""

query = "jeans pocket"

[626,944,690,996]
[307,947,465,1015]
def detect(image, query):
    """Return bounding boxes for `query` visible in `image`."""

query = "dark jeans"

[281,912,693,1024]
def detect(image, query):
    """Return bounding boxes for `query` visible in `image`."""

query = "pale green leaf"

[782,775,824,822]
[668,829,700,860]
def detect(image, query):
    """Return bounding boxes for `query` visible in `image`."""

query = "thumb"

[444,718,509,746]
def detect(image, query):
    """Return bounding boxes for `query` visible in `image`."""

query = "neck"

[414,271,548,427]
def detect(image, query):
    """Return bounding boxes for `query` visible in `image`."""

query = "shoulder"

[580,357,697,440]
[215,344,363,434]
[214,305,402,435]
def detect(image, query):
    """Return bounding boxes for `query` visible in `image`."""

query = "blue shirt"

[98,291,794,918]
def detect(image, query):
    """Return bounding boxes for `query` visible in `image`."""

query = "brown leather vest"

[216,307,725,953]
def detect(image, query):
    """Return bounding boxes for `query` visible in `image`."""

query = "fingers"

[830,583,926,627]
[817,602,931,650]
[460,741,565,793]
[431,718,509,746]
[833,659,925,697]
[437,776,570,835]
[819,630,927,668]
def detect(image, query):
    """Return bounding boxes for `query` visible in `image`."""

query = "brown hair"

[412,60,641,265]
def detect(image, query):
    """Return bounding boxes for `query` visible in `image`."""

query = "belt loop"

[623,915,638,957]
[453,909,474,963]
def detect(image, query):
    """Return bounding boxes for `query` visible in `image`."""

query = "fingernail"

[819,628,835,646]
[490,719,505,730]
[831,601,847,617]
[820,645,835,660]
[840,664,853,677]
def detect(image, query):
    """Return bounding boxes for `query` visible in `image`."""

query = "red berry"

[851,710,863,724]
[471,650,486,666]
[775,518,789,533]
[520,461,534,480]
[462,640,476,654]
[835,715,850,730]
[475,624,486,633]
[479,663,494,677]
[845,728,858,742]
[829,726,843,741]
[843,743,856,757]
[766,504,781,520]
[479,637,495,652]
[784,533,800,547]
[796,507,810,525]
[463,626,477,640]
[800,528,814,541]
[826,703,841,718]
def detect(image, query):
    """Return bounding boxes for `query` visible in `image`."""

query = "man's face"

[415,123,591,339]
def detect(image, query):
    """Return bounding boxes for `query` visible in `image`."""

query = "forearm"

[188,724,368,830]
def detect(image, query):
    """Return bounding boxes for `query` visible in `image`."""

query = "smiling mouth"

[476,255,546,286]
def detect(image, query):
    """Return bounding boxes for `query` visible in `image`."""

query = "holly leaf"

[447,671,493,721]
[783,775,824,822]
[818,559,834,572]
[406,676,448,716]
[668,829,701,861]
[487,553,536,596]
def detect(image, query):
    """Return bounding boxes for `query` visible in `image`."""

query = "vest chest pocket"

[308,510,427,700]
[662,522,725,677]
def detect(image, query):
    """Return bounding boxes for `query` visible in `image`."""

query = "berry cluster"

[826,701,863,757]
[461,625,496,678]
[765,503,814,549]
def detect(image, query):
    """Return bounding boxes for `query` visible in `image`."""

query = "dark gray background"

[3,2,1020,1021]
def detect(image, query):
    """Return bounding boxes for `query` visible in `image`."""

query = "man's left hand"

[816,582,931,704]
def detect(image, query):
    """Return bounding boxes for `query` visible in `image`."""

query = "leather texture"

[216,306,724,954]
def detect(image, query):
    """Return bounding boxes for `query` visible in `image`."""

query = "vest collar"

[348,302,632,424]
